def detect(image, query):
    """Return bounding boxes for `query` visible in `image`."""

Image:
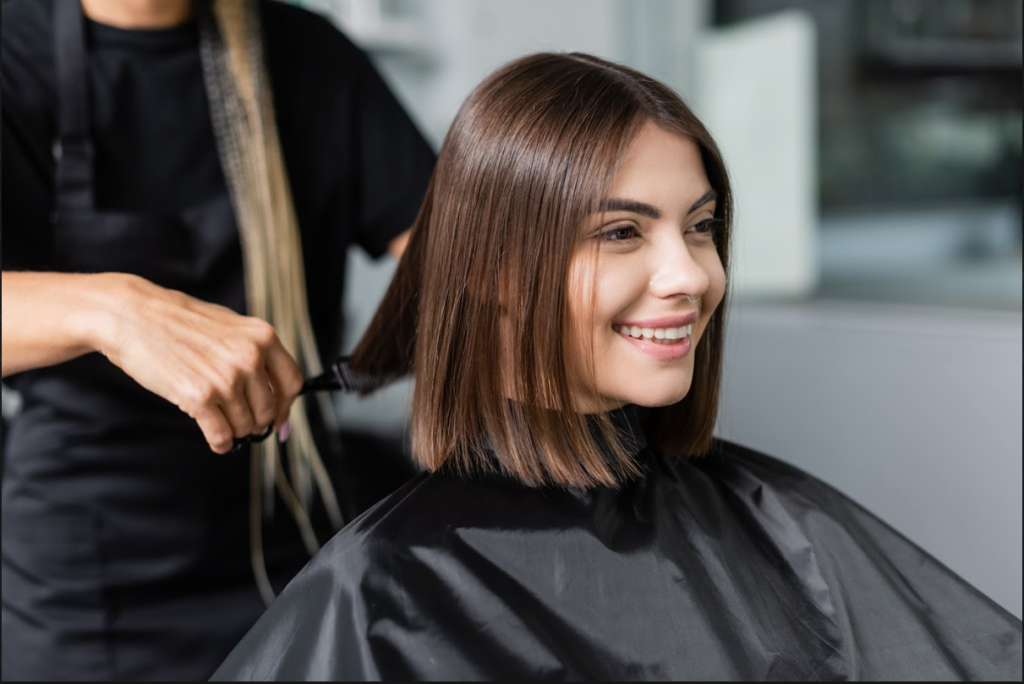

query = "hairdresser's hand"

[96,274,304,453]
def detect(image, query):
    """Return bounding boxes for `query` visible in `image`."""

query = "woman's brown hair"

[351,52,733,489]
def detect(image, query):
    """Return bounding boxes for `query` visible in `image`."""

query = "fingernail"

[278,420,291,443]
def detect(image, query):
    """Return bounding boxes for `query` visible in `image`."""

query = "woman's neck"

[79,0,193,29]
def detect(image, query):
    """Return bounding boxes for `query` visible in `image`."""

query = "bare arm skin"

[1,271,304,453]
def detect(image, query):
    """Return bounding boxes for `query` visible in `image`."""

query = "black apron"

[1,1,311,680]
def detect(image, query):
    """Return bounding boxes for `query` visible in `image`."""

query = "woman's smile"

[612,312,699,360]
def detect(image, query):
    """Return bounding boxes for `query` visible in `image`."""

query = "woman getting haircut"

[213,53,1021,681]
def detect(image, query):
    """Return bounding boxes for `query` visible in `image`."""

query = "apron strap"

[53,0,95,212]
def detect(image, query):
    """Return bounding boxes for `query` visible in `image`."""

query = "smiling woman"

[349,53,735,490]
[211,53,1021,681]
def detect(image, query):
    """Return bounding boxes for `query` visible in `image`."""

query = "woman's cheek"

[595,260,640,316]
[702,254,727,314]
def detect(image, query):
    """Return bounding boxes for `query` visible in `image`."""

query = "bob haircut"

[351,52,733,489]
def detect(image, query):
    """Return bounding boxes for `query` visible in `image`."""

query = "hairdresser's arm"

[386,229,411,259]
[1,271,304,452]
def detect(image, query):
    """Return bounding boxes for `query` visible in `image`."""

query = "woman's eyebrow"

[597,198,660,218]
[597,189,718,219]
[688,189,718,213]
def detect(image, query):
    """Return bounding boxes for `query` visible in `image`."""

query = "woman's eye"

[601,225,637,241]
[686,218,723,237]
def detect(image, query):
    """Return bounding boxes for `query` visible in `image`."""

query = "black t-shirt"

[1,0,435,363]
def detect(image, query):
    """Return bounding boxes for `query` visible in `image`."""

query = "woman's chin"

[581,374,693,412]
[620,382,691,409]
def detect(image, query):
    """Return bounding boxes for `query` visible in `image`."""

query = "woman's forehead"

[602,125,712,216]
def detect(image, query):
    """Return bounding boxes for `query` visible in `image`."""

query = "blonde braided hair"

[198,0,343,605]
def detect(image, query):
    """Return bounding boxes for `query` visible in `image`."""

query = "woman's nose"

[648,237,710,300]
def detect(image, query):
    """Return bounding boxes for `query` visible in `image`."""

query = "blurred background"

[3,0,1021,617]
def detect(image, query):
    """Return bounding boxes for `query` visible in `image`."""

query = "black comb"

[228,357,398,453]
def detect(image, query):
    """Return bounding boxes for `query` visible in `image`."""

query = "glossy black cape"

[213,411,1021,681]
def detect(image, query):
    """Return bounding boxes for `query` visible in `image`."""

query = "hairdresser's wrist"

[78,272,151,361]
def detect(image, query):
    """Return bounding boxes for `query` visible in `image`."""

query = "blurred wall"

[357,0,706,148]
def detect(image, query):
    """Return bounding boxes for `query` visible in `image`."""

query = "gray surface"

[717,299,1023,618]
[817,202,1023,311]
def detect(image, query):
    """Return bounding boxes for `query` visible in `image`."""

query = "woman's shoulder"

[211,466,591,679]
[688,438,909,552]
[695,438,1020,677]
[313,464,588,567]
[693,438,1019,620]
[698,438,868,515]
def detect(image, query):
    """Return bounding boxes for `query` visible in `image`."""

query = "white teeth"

[615,323,694,342]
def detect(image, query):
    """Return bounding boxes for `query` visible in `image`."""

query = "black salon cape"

[213,413,1021,681]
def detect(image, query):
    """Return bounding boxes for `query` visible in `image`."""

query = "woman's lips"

[614,325,693,360]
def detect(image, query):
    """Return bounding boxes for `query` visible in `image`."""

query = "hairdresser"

[1,0,434,679]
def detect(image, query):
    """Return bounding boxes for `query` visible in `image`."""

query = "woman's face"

[568,122,727,412]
